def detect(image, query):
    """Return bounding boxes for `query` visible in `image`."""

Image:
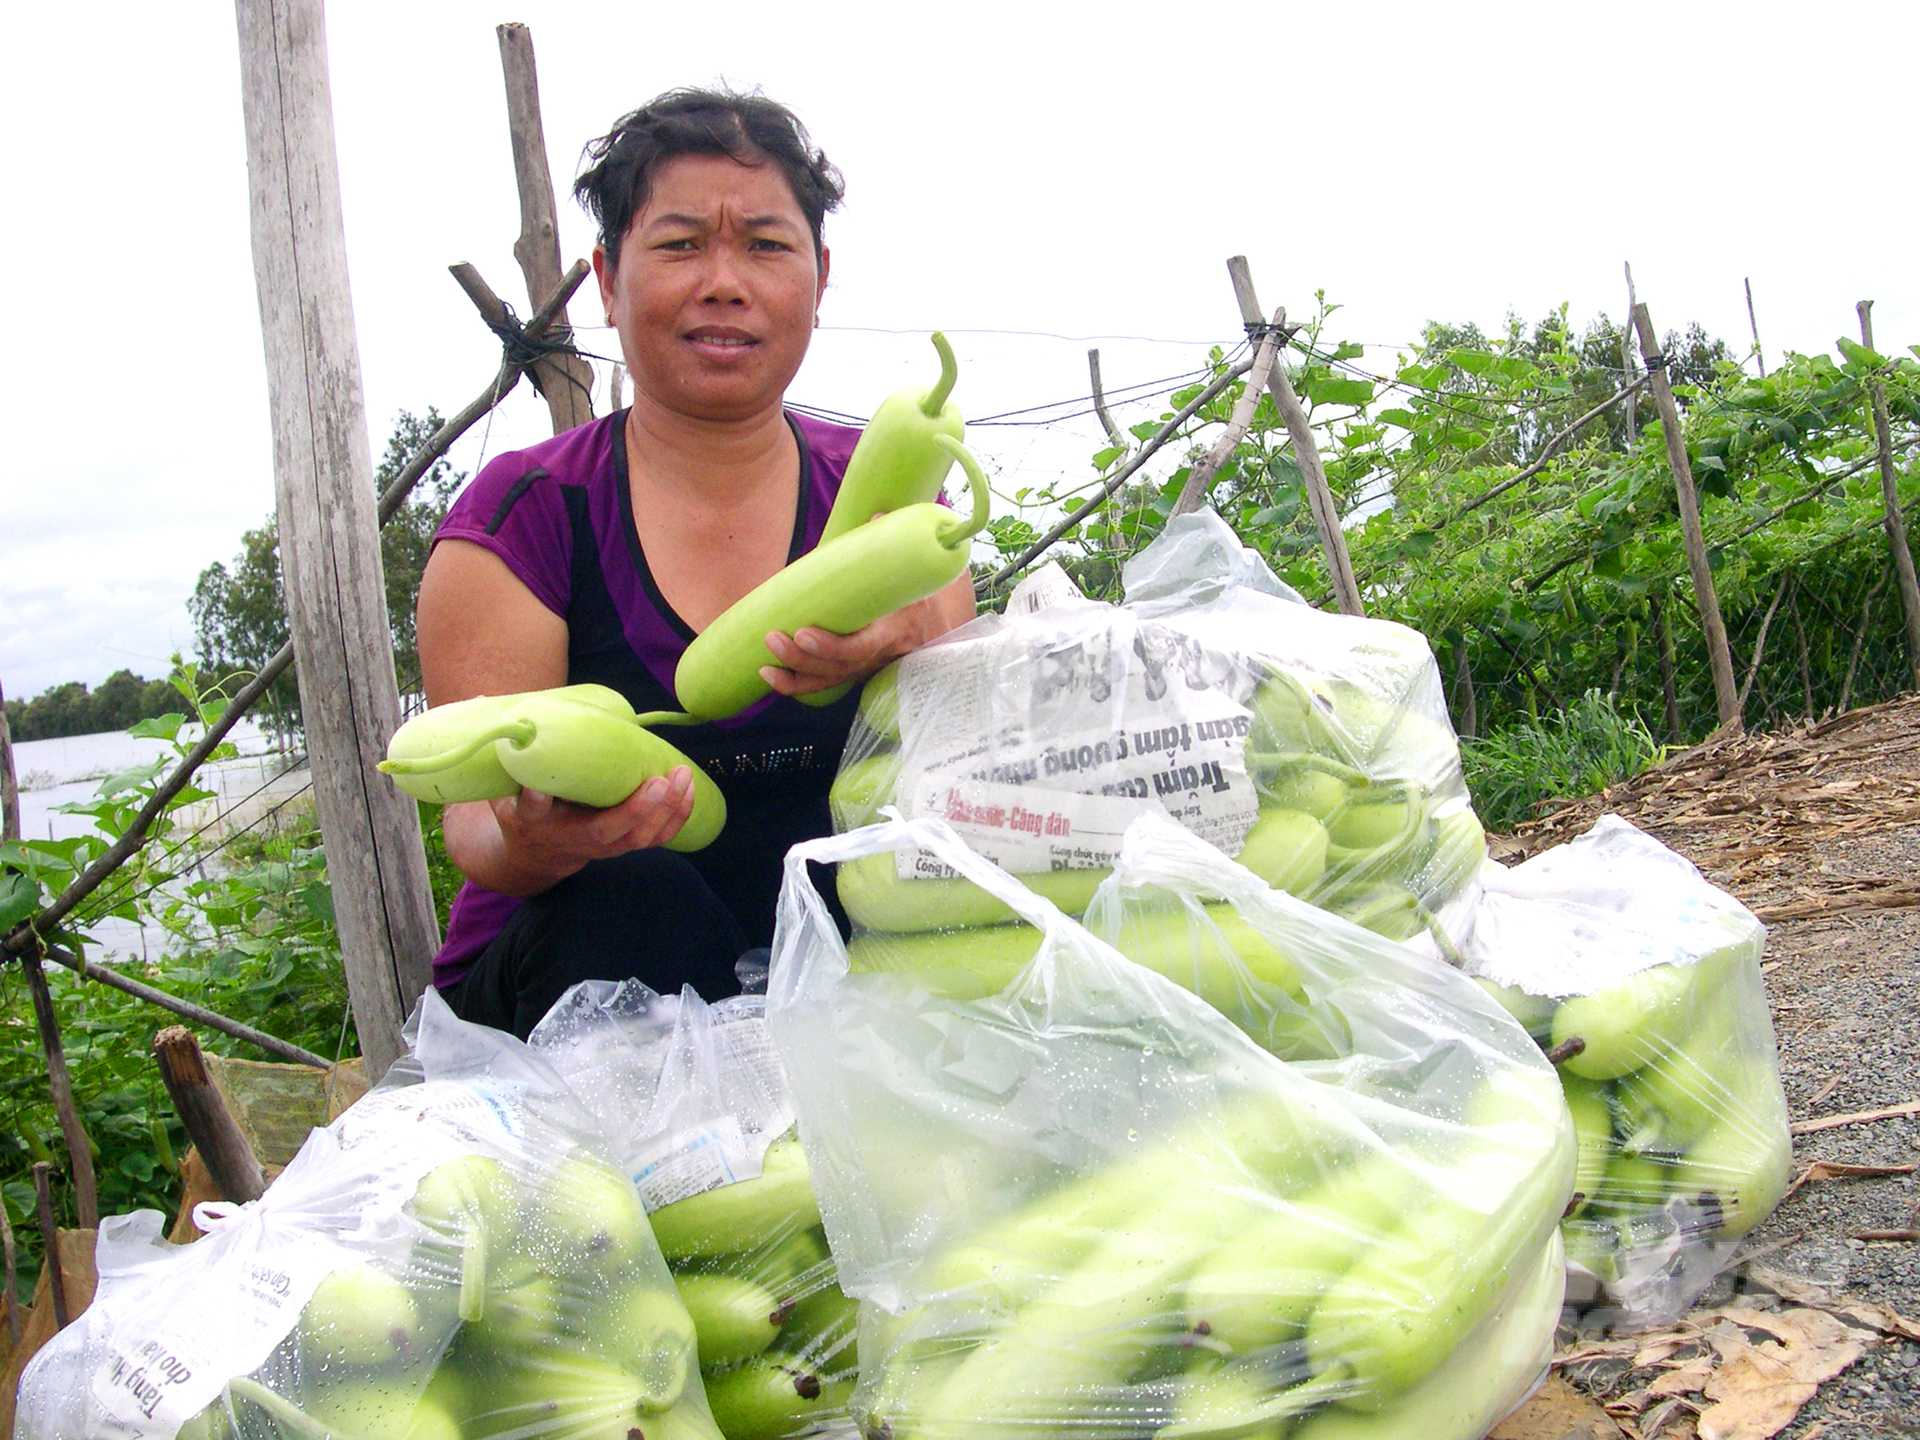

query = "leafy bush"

[1461,689,1667,832]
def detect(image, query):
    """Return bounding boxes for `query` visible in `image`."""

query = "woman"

[416,88,975,1037]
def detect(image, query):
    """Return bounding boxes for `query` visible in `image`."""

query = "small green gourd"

[817,331,963,548]
[673,434,990,722]
[377,689,725,851]
[380,684,633,804]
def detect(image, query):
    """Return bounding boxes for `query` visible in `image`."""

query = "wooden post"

[1856,301,1920,688]
[1172,308,1287,516]
[1747,278,1768,378]
[1622,263,1639,444]
[19,955,97,1230]
[0,680,17,846]
[1088,349,1129,552]
[234,0,440,1080]
[497,22,594,434]
[153,1028,267,1204]
[28,1166,66,1331]
[1631,303,1741,734]
[1,1197,18,1346]
[1225,257,1364,614]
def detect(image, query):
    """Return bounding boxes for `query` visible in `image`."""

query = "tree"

[189,410,465,741]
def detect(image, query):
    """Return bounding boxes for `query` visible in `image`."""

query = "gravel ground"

[1495,700,1920,1437]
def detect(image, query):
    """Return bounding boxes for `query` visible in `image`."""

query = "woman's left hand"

[759,571,975,698]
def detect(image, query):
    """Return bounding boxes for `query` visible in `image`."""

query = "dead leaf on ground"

[1490,1374,1626,1440]
[1694,1307,1868,1440]
[1740,1264,1920,1341]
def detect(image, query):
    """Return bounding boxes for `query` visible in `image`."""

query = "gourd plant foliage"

[1,666,355,1299]
[987,297,1920,770]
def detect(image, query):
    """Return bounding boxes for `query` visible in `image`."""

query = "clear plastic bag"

[1455,815,1794,1327]
[768,812,1574,1440]
[831,511,1486,959]
[529,983,858,1440]
[15,989,718,1440]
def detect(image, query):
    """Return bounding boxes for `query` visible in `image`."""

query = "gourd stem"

[933,435,991,548]
[377,720,531,776]
[921,331,959,416]
[227,1377,360,1440]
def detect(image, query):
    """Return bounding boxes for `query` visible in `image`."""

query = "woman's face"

[595,151,829,425]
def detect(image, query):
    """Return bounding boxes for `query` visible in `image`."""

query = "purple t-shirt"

[427,409,862,991]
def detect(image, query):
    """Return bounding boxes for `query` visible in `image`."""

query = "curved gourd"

[674,434,990,722]
[379,689,725,851]
[818,331,964,547]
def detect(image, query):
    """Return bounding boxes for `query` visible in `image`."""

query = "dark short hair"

[574,87,845,263]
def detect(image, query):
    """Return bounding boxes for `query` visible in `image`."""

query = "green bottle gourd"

[674,433,990,722]
[818,331,964,547]
[378,689,726,851]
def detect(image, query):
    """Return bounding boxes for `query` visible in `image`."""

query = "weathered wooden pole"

[1,686,98,1231]
[0,680,17,845]
[1631,303,1742,734]
[1856,301,1920,689]
[1225,257,1365,614]
[234,0,439,1079]
[29,1165,67,1331]
[1172,307,1288,516]
[153,1027,267,1204]
[497,22,594,434]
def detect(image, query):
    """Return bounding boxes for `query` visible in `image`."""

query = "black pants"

[440,848,749,1039]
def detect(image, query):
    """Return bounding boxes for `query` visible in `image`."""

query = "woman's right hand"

[466,765,699,897]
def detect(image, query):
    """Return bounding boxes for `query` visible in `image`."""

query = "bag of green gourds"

[767,811,1575,1440]
[14,989,717,1440]
[526,982,859,1440]
[1454,815,1793,1327]
[832,510,1486,963]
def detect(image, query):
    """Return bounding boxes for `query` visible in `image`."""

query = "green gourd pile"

[176,1146,721,1440]
[643,1135,860,1440]
[847,1042,1574,1438]
[1478,946,1794,1303]
[831,621,1489,975]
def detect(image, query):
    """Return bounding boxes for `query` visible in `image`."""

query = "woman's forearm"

[442,799,578,898]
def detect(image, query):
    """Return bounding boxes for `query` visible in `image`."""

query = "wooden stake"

[0,680,17,846]
[1839,569,1890,714]
[496,23,594,434]
[1087,348,1127,450]
[982,360,1252,591]
[1631,302,1741,733]
[1622,262,1639,444]
[18,953,97,1229]
[0,1197,16,1346]
[1737,571,1791,710]
[235,0,440,1080]
[153,1028,266,1204]
[1224,258,1364,614]
[1857,301,1920,688]
[1746,277,1767,377]
[1088,349,1129,552]
[28,1166,66,1332]
[1171,307,1287,516]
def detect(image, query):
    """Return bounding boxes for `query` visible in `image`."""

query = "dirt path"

[1492,696,1920,1439]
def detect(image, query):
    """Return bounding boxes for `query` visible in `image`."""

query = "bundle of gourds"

[644,1135,862,1440]
[830,611,1490,975]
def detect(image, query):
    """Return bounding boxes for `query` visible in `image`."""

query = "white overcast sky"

[3,1,1915,703]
